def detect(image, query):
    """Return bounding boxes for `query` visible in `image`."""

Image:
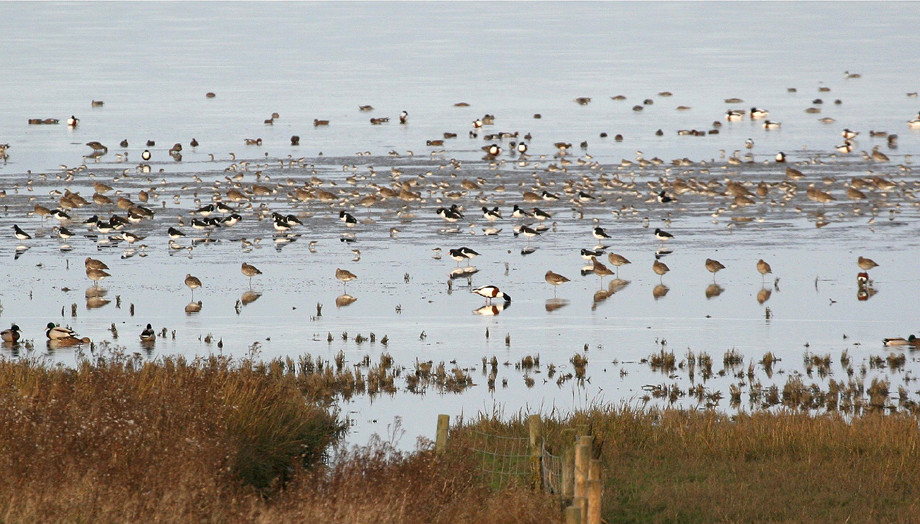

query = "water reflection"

[705,284,725,299]
[592,289,611,308]
[857,287,878,301]
[449,266,479,279]
[653,284,670,300]
[47,337,87,350]
[474,302,507,316]
[86,296,111,309]
[2,342,21,358]
[545,298,569,312]
[140,338,156,354]
[185,301,203,314]
[335,294,358,308]
[85,286,107,298]
[757,287,772,304]
[608,279,631,295]
[241,290,262,305]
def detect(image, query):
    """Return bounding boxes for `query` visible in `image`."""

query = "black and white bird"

[167,226,186,239]
[654,228,674,242]
[436,205,464,222]
[511,205,533,219]
[592,226,611,240]
[481,206,502,221]
[13,225,31,241]
[51,209,71,221]
[339,210,358,226]
[449,246,480,266]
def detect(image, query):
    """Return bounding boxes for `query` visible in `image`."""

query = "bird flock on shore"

[2,82,919,349]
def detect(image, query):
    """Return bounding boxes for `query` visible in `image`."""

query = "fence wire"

[541,442,564,495]
[468,429,531,489]
[467,429,567,495]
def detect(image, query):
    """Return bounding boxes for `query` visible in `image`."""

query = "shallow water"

[1,2,920,449]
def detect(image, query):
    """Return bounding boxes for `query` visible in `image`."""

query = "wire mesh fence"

[541,441,564,495]
[468,429,532,490]
[467,429,568,495]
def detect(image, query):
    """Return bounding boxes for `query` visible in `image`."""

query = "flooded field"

[1,2,919,448]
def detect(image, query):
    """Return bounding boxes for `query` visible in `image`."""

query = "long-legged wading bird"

[185,273,202,301]
[241,262,262,288]
[545,270,570,297]
[335,268,357,293]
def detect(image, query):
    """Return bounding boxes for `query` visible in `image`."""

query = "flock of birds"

[1,85,919,350]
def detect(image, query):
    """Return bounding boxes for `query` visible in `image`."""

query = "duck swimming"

[45,322,90,345]
[1,324,21,343]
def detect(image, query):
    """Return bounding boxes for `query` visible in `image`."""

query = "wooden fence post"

[588,458,602,524]
[574,496,587,524]
[435,414,449,454]
[565,504,582,524]
[574,435,592,523]
[528,414,543,491]
[562,443,575,499]
[574,435,591,498]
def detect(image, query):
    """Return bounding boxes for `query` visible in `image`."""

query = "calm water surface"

[1,2,920,449]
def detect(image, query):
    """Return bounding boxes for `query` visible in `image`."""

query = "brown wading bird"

[86,267,110,287]
[607,253,631,277]
[857,256,878,270]
[185,273,202,301]
[544,270,570,296]
[757,259,772,282]
[591,257,614,286]
[241,262,262,288]
[335,268,357,293]
[653,259,670,283]
[705,258,725,282]
[85,257,109,270]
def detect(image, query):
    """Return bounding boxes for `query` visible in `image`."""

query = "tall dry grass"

[0,354,560,523]
[0,354,344,521]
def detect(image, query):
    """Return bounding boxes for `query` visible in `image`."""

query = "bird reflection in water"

[608,279,630,295]
[185,301,203,314]
[705,283,725,299]
[545,298,569,312]
[241,290,262,305]
[336,294,358,308]
[474,301,509,316]
[85,286,110,309]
